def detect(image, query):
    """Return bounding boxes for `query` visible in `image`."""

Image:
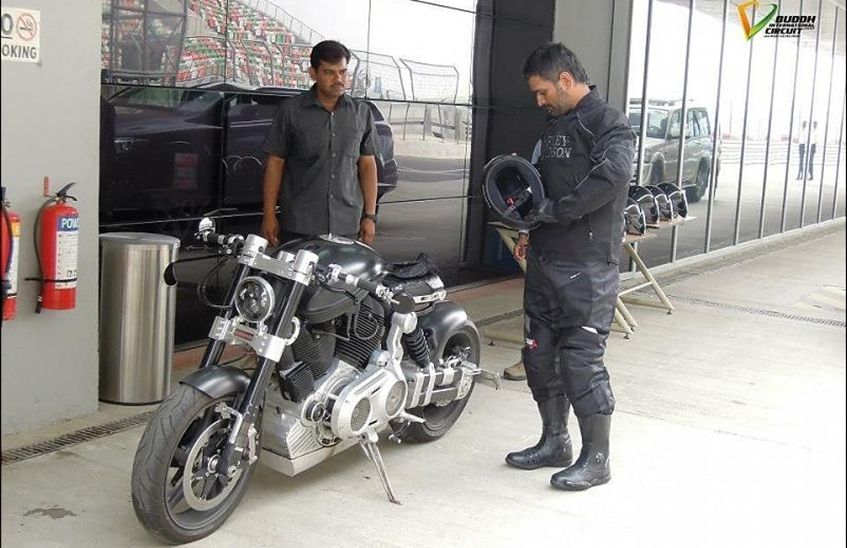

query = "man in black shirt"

[261,40,379,246]
[505,43,635,491]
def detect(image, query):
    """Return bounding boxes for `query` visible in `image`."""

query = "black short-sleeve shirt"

[263,85,377,235]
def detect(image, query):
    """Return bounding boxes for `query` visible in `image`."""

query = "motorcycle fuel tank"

[278,235,386,324]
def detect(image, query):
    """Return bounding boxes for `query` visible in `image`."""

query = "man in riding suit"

[506,43,635,490]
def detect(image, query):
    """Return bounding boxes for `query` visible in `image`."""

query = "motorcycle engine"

[290,322,336,377]
[334,296,386,369]
[290,295,385,379]
[264,352,406,464]
[306,353,407,440]
[269,295,395,449]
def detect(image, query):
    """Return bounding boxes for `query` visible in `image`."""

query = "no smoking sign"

[1,7,41,63]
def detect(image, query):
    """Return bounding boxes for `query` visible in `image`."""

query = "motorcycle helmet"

[657,182,689,218]
[628,185,660,226]
[482,154,546,231]
[644,184,675,221]
[624,197,647,236]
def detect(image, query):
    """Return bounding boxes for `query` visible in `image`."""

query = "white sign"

[1,7,40,63]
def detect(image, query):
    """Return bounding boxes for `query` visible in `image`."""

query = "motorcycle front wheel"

[131,384,259,544]
[392,322,480,443]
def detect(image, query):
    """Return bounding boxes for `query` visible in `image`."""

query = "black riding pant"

[521,249,617,416]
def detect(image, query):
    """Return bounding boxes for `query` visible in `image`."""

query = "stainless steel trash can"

[99,233,180,404]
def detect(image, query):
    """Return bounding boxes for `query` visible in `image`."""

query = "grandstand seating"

[239,40,274,86]
[176,36,226,85]
[188,0,226,35]
[180,0,310,88]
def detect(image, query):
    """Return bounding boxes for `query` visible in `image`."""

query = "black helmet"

[624,197,647,236]
[657,182,689,218]
[645,185,675,221]
[482,154,546,230]
[628,185,660,225]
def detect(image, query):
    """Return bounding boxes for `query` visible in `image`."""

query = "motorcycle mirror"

[197,217,216,236]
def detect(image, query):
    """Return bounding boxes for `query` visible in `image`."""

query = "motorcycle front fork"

[210,278,308,482]
[198,263,251,369]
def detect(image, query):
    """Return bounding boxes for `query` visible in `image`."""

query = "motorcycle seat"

[386,253,438,280]
[383,254,446,305]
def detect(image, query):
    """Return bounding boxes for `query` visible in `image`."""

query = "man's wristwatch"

[361,212,377,224]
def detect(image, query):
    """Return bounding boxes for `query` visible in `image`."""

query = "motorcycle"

[130,218,499,544]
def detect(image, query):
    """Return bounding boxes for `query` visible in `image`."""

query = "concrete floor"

[2,223,845,547]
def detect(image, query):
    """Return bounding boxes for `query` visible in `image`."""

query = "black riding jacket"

[530,88,636,264]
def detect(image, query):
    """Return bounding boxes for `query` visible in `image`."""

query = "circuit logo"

[737,0,779,40]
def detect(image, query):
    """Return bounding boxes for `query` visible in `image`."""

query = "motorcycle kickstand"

[359,430,402,506]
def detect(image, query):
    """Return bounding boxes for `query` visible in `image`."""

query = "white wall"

[1,1,101,434]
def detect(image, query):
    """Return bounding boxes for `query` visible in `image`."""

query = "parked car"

[628,99,720,203]
[100,82,398,228]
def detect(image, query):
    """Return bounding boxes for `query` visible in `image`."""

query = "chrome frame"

[208,316,291,362]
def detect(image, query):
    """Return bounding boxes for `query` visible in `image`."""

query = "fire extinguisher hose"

[2,205,12,283]
[1,197,13,329]
[25,197,58,313]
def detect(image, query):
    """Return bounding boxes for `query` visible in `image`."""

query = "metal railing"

[719,140,845,165]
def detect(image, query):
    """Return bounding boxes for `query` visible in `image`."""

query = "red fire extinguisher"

[34,182,79,312]
[1,186,21,321]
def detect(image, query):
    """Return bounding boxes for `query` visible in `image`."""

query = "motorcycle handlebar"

[197,231,244,249]
[353,276,382,295]
[318,264,415,314]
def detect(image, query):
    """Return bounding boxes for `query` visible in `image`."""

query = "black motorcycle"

[130,219,498,544]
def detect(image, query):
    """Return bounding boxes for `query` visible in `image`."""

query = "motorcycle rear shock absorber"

[402,327,431,367]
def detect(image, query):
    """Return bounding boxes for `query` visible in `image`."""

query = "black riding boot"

[505,395,573,470]
[550,413,611,490]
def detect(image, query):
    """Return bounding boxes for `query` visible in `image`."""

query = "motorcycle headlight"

[234,276,275,324]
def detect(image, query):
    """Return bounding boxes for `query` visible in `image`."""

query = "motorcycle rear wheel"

[392,322,480,442]
[131,384,259,544]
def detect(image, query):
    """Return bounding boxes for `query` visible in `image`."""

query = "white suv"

[628,99,720,203]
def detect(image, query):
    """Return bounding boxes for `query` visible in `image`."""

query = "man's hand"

[359,218,376,245]
[527,198,559,224]
[261,215,280,247]
[514,233,529,261]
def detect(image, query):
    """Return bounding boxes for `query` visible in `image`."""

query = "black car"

[101,83,398,229]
